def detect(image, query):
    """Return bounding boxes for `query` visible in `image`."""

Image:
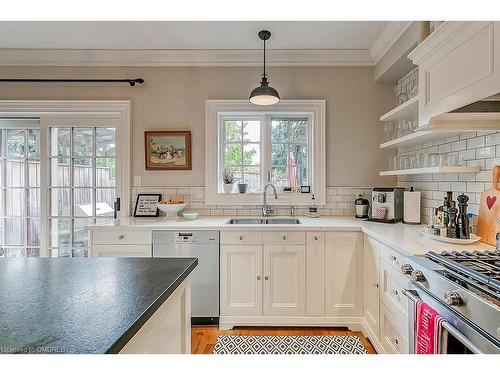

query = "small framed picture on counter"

[133,193,162,217]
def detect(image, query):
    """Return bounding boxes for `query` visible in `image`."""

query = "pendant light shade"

[249,30,280,106]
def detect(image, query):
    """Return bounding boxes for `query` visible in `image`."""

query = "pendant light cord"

[263,37,266,78]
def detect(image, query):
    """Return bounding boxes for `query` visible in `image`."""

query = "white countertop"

[88,216,495,257]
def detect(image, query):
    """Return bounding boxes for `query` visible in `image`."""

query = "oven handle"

[403,289,482,354]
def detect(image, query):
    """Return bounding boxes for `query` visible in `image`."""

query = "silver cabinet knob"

[391,338,399,345]
[282,235,287,240]
[411,270,426,282]
[373,283,379,288]
[118,235,125,240]
[390,255,397,262]
[390,289,399,296]
[401,264,414,275]
[239,235,244,240]
[264,276,269,280]
[444,291,462,306]
[314,236,318,241]
[257,276,261,280]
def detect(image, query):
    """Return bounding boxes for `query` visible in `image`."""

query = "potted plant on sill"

[222,169,235,194]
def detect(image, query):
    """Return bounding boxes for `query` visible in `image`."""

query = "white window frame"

[0,101,131,256]
[205,100,326,206]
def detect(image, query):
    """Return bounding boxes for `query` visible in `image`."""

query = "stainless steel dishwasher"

[152,231,219,324]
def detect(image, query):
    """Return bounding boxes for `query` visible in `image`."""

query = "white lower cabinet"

[90,229,152,257]
[363,235,380,339]
[380,303,409,354]
[325,232,363,317]
[220,245,263,316]
[263,245,306,316]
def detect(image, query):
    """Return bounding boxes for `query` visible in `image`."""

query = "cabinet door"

[415,21,500,126]
[364,236,380,337]
[94,245,152,257]
[263,245,306,316]
[306,232,325,316]
[325,232,363,317]
[220,245,262,316]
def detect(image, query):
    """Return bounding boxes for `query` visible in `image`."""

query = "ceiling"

[0,21,389,50]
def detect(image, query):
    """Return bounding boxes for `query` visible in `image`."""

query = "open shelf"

[380,166,481,176]
[380,95,419,122]
[379,129,466,148]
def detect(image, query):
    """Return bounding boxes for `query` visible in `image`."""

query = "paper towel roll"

[404,190,421,224]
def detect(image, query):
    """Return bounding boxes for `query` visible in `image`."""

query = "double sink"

[227,218,301,225]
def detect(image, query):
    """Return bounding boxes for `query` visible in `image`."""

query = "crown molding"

[0,48,374,67]
[369,21,413,64]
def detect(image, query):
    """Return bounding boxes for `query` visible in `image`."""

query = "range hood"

[418,94,500,132]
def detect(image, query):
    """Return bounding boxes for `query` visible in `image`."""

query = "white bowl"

[157,203,187,218]
[182,211,199,220]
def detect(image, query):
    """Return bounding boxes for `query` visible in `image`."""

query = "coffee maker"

[367,187,404,223]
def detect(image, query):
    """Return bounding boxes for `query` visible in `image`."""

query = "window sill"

[205,190,325,206]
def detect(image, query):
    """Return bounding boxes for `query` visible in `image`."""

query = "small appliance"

[403,186,421,224]
[367,187,404,223]
[354,194,369,218]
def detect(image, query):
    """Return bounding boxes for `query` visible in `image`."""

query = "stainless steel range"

[401,249,500,354]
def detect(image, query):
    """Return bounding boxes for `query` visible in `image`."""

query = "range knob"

[444,291,462,306]
[401,264,414,275]
[411,270,426,282]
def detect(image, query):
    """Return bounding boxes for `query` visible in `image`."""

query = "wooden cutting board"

[477,166,500,245]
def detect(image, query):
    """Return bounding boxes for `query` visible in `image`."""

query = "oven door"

[403,285,500,354]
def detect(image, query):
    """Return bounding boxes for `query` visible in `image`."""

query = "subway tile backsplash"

[130,186,373,217]
[397,131,500,224]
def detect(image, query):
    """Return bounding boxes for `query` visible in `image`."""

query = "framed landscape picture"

[145,130,192,170]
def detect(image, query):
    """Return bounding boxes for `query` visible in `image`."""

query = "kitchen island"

[0,257,197,354]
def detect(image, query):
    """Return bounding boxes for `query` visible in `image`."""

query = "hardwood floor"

[191,326,377,354]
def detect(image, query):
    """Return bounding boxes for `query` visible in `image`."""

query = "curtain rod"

[0,78,144,86]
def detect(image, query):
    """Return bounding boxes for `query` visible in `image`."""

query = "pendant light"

[249,30,280,106]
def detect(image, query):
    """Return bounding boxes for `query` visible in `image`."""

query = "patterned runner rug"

[213,335,368,354]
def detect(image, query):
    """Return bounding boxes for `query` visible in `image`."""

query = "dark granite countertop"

[0,257,197,354]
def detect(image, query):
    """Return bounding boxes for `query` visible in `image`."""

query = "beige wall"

[0,66,395,187]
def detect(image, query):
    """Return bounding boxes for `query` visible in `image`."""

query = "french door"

[0,116,121,257]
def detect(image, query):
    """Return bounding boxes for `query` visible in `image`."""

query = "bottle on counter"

[443,191,454,227]
[457,193,470,239]
[308,194,319,218]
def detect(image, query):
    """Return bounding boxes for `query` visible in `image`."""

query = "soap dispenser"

[308,194,319,218]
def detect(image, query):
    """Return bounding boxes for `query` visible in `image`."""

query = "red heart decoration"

[486,195,497,210]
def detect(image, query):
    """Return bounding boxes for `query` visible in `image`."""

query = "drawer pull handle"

[314,236,318,241]
[239,235,244,240]
[118,235,125,240]
[391,338,399,345]
[390,255,397,262]
[283,235,287,240]
[373,283,379,288]
[391,289,399,296]
[264,276,269,280]
[257,276,261,280]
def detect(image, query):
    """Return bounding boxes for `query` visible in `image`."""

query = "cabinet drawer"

[263,231,305,245]
[374,239,406,274]
[380,260,409,317]
[380,303,409,354]
[93,229,151,245]
[94,245,152,258]
[221,231,262,245]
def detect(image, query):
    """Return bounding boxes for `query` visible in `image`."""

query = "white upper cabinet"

[409,22,500,126]
[325,232,363,317]
[263,244,306,316]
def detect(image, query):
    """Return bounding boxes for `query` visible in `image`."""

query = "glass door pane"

[0,120,41,258]
[49,125,117,257]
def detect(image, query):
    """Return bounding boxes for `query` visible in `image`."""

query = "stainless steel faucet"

[262,183,278,217]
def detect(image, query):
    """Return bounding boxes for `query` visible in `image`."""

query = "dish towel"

[415,300,445,354]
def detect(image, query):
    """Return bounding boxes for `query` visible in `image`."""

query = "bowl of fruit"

[157,198,187,219]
